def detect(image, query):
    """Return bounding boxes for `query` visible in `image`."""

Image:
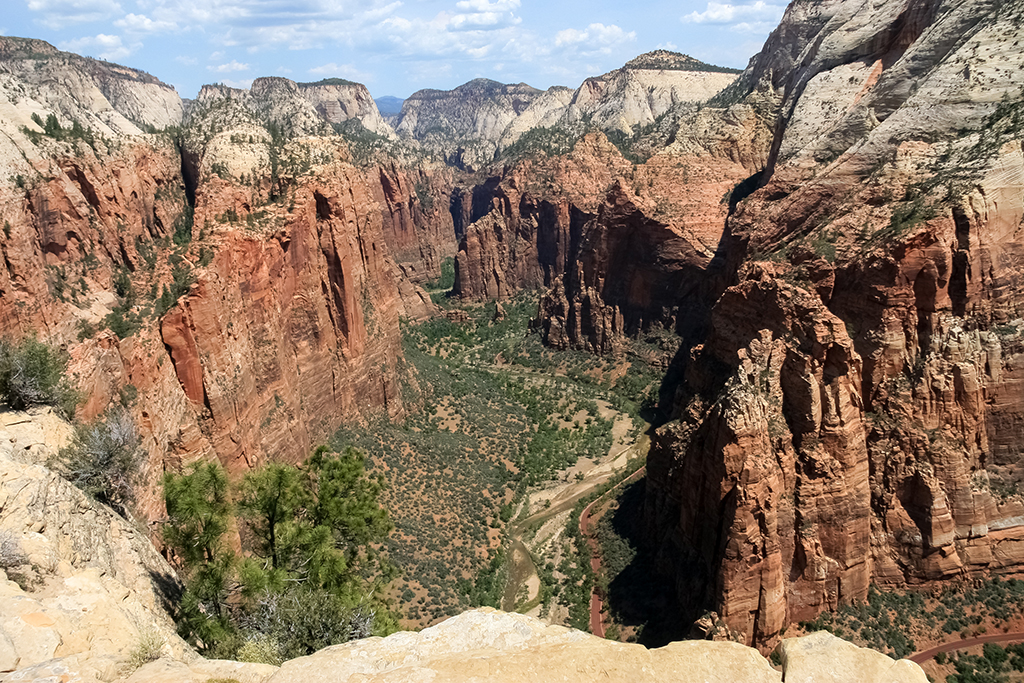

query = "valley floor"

[330,292,662,629]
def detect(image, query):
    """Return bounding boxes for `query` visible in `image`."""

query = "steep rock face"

[192,76,395,141]
[562,51,739,134]
[455,111,766,358]
[367,160,457,291]
[0,135,187,339]
[644,268,872,643]
[296,79,395,138]
[0,38,188,340]
[0,409,192,674]
[496,87,577,149]
[395,79,557,170]
[161,161,408,473]
[0,47,450,519]
[0,37,182,134]
[641,0,1024,648]
[453,133,631,301]
[401,52,740,170]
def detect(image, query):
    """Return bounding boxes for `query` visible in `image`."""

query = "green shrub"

[124,629,164,672]
[239,587,378,660]
[237,634,283,666]
[0,530,27,569]
[0,337,80,418]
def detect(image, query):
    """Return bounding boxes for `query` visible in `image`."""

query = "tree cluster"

[162,446,397,662]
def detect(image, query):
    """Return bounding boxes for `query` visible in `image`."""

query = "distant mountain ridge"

[375,95,405,116]
[390,51,740,169]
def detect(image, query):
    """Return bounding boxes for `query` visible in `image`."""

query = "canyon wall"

[638,0,1024,648]
[0,38,452,519]
[445,0,1024,649]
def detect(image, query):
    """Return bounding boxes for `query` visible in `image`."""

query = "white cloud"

[27,0,122,29]
[554,23,634,54]
[554,28,584,46]
[209,59,250,72]
[114,13,177,33]
[449,11,519,30]
[455,0,519,11]
[60,33,135,60]
[307,62,372,83]
[175,55,198,65]
[730,20,780,33]
[447,0,521,32]
[219,78,253,89]
[682,1,785,25]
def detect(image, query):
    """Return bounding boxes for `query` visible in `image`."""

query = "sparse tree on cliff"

[0,336,80,418]
[53,407,142,516]
[162,446,398,659]
[162,461,235,651]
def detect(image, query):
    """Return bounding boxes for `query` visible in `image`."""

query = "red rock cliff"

[0,46,454,518]
[640,0,1024,648]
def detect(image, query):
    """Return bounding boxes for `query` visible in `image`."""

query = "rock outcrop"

[455,109,767,358]
[295,78,394,138]
[395,79,558,170]
[0,408,192,676]
[191,76,394,140]
[397,51,739,170]
[0,37,183,135]
[636,0,1024,649]
[262,609,925,683]
[561,51,739,135]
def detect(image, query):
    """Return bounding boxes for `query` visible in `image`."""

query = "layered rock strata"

[396,51,740,169]
[637,0,1024,648]
[0,40,452,520]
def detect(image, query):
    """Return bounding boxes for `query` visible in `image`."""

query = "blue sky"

[0,0,786,99]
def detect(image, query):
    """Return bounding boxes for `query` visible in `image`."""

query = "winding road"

[578,465,647,638]
[499,436,648,615]
[909,632,1024,663]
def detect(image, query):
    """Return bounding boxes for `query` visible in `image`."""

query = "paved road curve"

[909,632,1024,663]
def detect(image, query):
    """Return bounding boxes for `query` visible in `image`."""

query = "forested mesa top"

[620,49,743,73]
[0,36,171,86]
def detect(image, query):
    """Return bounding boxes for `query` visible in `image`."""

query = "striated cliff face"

[295,79,395,138]
[561,51,739,135]
[395,79,556,170]
[0,41,453,519]
[398,51,739,171]
[455,97,772,357]
[0,37,183,135]
[191,76,394,140]
[636,0,1024,649]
